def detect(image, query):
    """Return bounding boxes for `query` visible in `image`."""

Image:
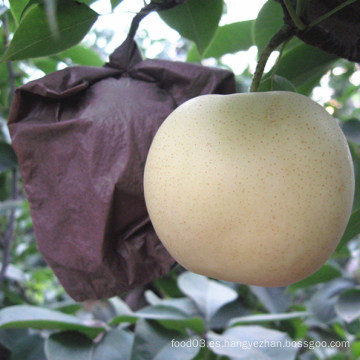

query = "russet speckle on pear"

[144,91,354,287]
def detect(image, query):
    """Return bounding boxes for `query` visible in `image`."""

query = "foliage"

[0,0,360,359]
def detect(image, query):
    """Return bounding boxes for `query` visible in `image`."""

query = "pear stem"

[250,24,295,93]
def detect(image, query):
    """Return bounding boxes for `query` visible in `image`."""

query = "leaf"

[187,20,254,63]
[0,328,28,352]
[352,341,360,357]
[153,337,201,360]
[287,264,342,291]
[348,142,360,211]
[275,43,338,94]
[110,0,124,11]
[0,141,18,173]
[2,1,98,61]
[253,0,283,55]
[45,331,93,360]
[10,334,47,360]
[335,289,360,323]
[51,303,83,316]
[308,278,355,324]
[107,297,133,317]
[32,57,59,74]
[45,329,133,360]
[159,0,223,55]
[249,286,291,313]
[342,121,360,145]
[336,207,360,251]
[59,45,103,66]
[0,305,105,339]
[153,270,183,298]
[21,0,58,35]
[229,311,309,327]
[93,329,133,360]
[110,304,204,334]
[131,319,201,360]
[205,20,254,59]
[177,272,238,321]
[144,292,200,318]
[77,1,97,5]
[207,326,297,359]
[258,75,296,92]
[9,0,28,25]
[210,300,250,330]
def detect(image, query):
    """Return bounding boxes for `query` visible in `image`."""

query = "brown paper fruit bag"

[8,37,236,301]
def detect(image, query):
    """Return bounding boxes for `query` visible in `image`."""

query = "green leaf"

[2,1,98,61]
[51,301,83,315]
[45,329,133,360]
[275,43,338,94]
[348,142,360,211]
[145,292,200,318]
[9,0,28,25]
[0,305,105,339]
[72,0,98,5]
[0,328,28,351]
[249,286,291,313]
[10,334,47,360]
[110,0,124,11]
[342,121,360,145]
[178,272,238,321]
[335,289,360,323]
[93,329,133,360]
[352,341,360,357]
[253,0,283,55]
[288,264,342,291]
[229,311,309,327]
[0,141,17,173]
[204,20,254,59]
[159,0,223,55]
[21,0,58,35]
[336,207,360,250]
[107,297,133,317]
[308,279,355,324]
[207,326,297,359]
[131,319,201,360]
[110,304,204,334]
[153,270,183,298]
[45,331,93,360]
[32,57,59,74]
[258,75,296,92]
[59,45,103,66]
[210,300,250,330]
[152,336,201,360]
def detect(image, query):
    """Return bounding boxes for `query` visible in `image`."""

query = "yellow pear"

[143,91,354,287]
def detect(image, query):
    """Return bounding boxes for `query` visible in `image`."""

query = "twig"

[128,0,186,39]
[269,36,292,90]
[250,24,295,92]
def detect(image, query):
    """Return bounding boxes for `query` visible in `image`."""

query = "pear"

[144,92,354,286]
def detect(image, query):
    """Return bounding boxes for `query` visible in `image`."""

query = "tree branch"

[250,24,295,93]
[128,0,186,39]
